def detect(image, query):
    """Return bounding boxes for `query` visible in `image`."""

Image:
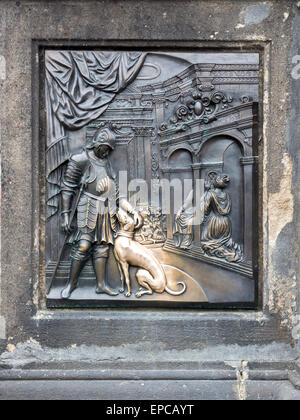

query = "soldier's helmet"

[87,127,116,151]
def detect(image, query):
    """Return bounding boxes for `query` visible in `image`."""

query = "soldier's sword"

[47,182,85,296]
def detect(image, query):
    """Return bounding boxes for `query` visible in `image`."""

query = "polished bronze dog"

[114,209,186,298]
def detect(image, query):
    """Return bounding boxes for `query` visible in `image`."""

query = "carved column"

[240,156,257,264]
[153,98,166,125]
[132,127,155,204]
[191,163,202,245]
[160,168,175,241]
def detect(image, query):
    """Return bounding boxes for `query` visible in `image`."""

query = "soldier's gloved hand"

[133,211,143,229]
[97,176,110,193]
[61,213,72,235]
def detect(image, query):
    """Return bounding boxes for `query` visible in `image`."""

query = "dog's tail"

[165,281,186,296]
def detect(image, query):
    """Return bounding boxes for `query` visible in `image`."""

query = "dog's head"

[116,208,135,232]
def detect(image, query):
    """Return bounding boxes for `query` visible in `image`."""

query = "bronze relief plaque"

[45,50,259,308]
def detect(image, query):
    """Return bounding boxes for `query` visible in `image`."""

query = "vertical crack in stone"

[236,361,249,401]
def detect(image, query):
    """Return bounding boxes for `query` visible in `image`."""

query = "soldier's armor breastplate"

[85,161,109,196]
[77,153,112,234]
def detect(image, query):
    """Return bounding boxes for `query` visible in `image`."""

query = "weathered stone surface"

[0,0,300,400]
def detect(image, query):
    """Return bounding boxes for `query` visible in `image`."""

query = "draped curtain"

[46,50,147,218]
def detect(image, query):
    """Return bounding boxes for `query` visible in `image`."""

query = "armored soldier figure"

[60,128,142,299]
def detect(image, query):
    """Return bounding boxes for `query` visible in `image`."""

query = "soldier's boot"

[93,257,118,296]
[61,259,85,299]
[61,240,91,299]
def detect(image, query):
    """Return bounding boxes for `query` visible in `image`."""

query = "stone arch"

[168,147,193,168]
[199,134,244,246]
[167,144,194,166]
[201,130,246,156]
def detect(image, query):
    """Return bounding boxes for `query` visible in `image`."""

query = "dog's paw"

[119,288,125,293]
[125,292,131,297]
[135,292,142,298]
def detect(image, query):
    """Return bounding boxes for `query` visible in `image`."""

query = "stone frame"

[0,0,299,400]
